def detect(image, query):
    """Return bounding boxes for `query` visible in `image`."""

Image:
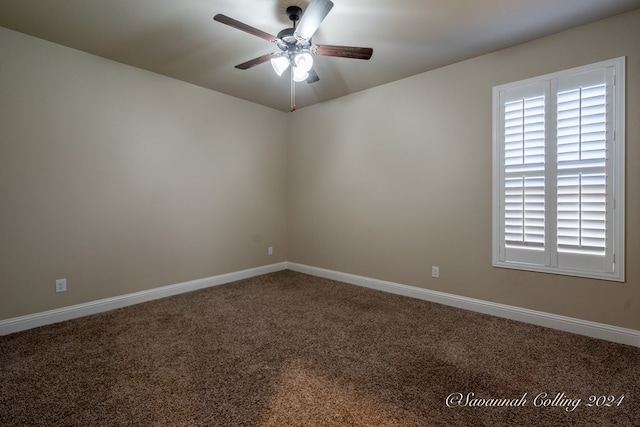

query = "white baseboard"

[286,262,640,348]
[3,261,638,347]
[0,262,287,336]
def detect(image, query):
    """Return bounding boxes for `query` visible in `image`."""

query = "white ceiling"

[1,0,639,112]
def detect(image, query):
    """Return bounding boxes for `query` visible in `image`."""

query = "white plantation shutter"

[556,83,607,255]
[504,96,546,250]
[493,57,624,281]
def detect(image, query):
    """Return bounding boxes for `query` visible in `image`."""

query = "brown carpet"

[1,270,639,426]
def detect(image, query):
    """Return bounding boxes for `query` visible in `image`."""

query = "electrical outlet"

[268,246,273,256]
[431,266,440,278]
[55,278,67,293]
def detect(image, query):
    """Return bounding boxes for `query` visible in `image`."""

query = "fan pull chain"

[290,70,296,112]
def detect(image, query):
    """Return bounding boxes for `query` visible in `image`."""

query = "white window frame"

[492,57,625,281]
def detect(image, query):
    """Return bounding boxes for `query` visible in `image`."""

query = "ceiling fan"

[214,0,373,111]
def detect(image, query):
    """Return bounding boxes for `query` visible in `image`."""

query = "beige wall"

[2,9,639,331]
[287,9,640,330]
[0,27,288,319]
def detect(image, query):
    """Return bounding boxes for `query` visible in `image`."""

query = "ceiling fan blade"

[294,0,334,41]
[235,52,282,70]
[214,14,278,42]
[306,68,320,84]
[313,45,373,60]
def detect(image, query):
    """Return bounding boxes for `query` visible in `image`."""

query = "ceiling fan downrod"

[286,6,302,28]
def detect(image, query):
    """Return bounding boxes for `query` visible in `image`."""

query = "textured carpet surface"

[1,270,639,426]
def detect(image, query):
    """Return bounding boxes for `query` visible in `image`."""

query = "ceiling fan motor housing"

[276,27,311,55]
[278,6,311,49]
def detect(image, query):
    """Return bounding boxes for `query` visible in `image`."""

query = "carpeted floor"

[1,270,639,426]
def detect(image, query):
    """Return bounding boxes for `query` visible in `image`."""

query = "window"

[492,57,625,281]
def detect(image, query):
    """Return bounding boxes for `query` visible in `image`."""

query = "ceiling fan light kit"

[270,56,290,76]
[214,0,373,111]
